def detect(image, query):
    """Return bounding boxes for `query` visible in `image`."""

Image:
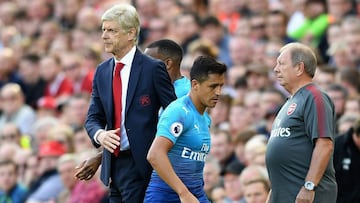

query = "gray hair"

[101,4,140,44]
[280,42,317,78]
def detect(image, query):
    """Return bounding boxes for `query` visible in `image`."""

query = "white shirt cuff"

[94,129,105,144]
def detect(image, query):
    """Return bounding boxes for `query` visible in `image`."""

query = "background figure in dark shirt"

[333,118,360,203]
[18,53,46,109]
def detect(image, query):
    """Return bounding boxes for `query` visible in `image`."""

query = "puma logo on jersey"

[182,107,190,115]
[194,124,200,133]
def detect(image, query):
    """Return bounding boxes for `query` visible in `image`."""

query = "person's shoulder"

[95,58,114,71]
[167,96,187,109]
[13,183,28,194]
[162,96,189,115]
[302,83,328,99]
[99,57,113,66]
[135,49,163,65]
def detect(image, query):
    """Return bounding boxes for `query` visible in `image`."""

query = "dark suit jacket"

[85,48,176,186]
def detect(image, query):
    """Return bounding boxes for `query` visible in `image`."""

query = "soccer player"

[144,56,227,202]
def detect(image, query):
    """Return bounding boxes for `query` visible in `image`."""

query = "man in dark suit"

[84,3,176,203]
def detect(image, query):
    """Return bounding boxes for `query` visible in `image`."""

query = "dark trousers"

[109,151,150,203]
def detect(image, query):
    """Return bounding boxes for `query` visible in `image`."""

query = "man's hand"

[295,187,315,203]
[98,128,121,153]
[74,152,102,180]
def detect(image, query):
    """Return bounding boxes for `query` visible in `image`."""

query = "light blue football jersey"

[145,95,211,202]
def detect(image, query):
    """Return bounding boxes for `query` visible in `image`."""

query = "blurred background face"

[62,57,82,82]
[244,181,269,203]
[345,33,360,63]
[201,24,223,43]
[327,0,352,21]
[209,100,230,126]
[0,86,23,115]
[327,90,346,117]
[40,57,58,81]
[73,129,93,153]
[0,163,17,192]
[58,159,77,189]
[229,105,252,133]
[224,173,243,200]
[19,59,38,83]
[203,162,220,192]
[210,132,232,163]
[38,156,58,175]
[266,13,286,41]
[313,70,335,90]
[0,124,21,146]
[66,97,89,126]
[305,2,325,18]
[146,18,168,43]
[250,15,266,40]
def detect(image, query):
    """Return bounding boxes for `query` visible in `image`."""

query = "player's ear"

[296,62,305,76]
[191,79,199,90]
[127,28,137,41]
[164,58,172,70]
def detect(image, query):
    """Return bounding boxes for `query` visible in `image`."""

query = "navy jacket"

[85,48,176,186]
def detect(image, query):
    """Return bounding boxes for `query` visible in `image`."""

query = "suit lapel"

[126,49,143,113]
[105,58,116,126]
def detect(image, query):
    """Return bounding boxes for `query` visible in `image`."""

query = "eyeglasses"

[251,24,265,30]
[1,95,18,102]
[0,133,17,141]
[148,27,166,32]
[63,64,79,71]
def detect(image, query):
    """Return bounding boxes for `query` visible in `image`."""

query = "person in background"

[289,0,332,47]
[145,56,227,202]
[0,159,28,203]
[0,83,37,136]
[0,122,30,149]
[18,53,46,109]
[222,161,246,203]
[203,155,222,202]
[60,52,94,96]
[57,154,78,203]
[210,129,238,175]
[57,153,107,203]
[265,42,337,202]
[336,114,359,135]
[333,118,360,203]
[243,178,270,203]
[26,141,66,203]
[313,64,336,90]
[84,4,176,203]
[36,96,58,119]
[326,83,348,123]
[39,55,74,100]
[0,48,25,90]
[144,39,190,98]
[199,15,232,67]
[265,10,296,44]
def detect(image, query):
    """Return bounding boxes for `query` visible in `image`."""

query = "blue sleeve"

[156,102,189,144]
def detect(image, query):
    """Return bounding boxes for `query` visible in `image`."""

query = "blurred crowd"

[0,0,360,202]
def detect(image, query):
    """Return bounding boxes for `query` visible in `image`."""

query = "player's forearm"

[305,138,333,185]
[147,150,189,196]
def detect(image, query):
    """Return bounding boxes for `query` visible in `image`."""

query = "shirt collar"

[114,46,136,66]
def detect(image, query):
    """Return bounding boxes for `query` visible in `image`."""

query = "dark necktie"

[113,62,124,157]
